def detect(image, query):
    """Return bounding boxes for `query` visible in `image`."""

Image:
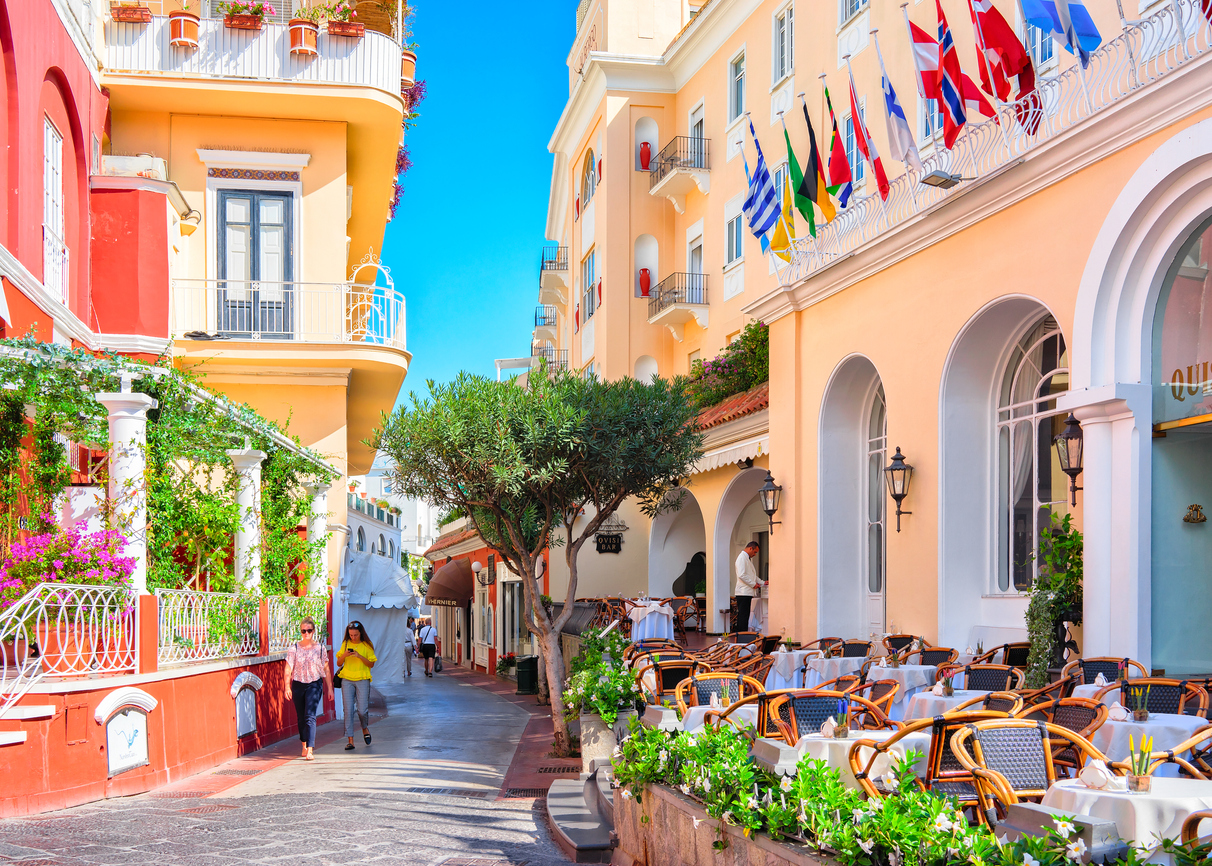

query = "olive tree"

[373,368,703,754]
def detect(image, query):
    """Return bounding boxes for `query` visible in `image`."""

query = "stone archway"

[711,467,770,633]
[648,489,705,598]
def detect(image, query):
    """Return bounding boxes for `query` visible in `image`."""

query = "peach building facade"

[533,0,1212,672]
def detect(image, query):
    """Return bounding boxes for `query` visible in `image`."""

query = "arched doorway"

[647,488,705,598]
[711,467,770,633]
[818,357,885,639]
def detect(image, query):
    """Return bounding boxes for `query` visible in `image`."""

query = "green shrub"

[687,321,769,410]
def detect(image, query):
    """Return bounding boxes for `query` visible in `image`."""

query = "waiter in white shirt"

[734,541,764,633]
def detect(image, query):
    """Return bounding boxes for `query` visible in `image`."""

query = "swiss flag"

[967,0,1041,133]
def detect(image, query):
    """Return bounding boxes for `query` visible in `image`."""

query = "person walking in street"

[337,620,376,750]
[402,616,415,677]
[284,616,333,762]
[734,541,764,633]
[418,619,438,677]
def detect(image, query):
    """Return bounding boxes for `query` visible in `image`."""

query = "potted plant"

[495,652,517,677]
[111,1,153,23]
[1023,508,1084,688]
[400,44,417,90]
[217,0,275,31]
[289,3,322,56]
[564,631,637,774]
[169,0,201,48]
[324,0,364,37]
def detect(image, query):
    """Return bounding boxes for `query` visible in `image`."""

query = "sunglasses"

[300,628,314,634]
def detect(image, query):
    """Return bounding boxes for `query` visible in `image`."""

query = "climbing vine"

[1024,508,1084,688]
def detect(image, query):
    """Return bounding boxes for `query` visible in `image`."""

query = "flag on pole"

[800,101,836,227]
[908,15,998,123]
[845,60,890,201]
[935,0,968,149]
[1202,0,1212,26]
[875,34,923,173]
[1020,0,1101,68]
[741,119,780,245]
[823,84,854,208]
[968,0,1041,132]
[782,121,815,234]
[769,170,796,262]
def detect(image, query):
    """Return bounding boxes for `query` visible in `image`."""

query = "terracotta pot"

[35,622,92,676]
[169,10,200,49]
[289,19,318,56]
[326,20,364,37]
[111,4,153,23]
[400,50,417,89]
[224,13,263,31]
[0,637,30,667]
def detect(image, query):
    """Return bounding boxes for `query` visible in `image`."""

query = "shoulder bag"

[332,640,344,690]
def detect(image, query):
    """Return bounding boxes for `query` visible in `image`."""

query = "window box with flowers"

[110,1,153,23]
[325,0,364,37]
[169,2,200,49]
[217,0,274,31]
[495,652,516,677]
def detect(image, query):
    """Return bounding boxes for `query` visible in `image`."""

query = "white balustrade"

[268,596,328,654]
[783,0,1212,286]
[42,225,69,305]
[156,588,260,665]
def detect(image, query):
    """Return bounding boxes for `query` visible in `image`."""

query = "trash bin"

[515,654,539,695]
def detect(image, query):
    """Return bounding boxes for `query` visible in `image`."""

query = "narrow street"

[0,673,575,866]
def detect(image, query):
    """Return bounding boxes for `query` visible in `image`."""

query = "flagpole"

[900,3,942,162]
[798,91,825,272]
[773,110,797,279]
[966,1,1015,159]
[871,29,921,214]
[844,54,892,231]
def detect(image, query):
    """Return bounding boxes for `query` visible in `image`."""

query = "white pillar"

[303,478,331,595]
[95,380,157,595]
[227,448,267,590]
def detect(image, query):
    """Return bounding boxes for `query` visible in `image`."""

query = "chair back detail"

[841,640,872,658]
[964,664,1023,692]
[919,647,959,666]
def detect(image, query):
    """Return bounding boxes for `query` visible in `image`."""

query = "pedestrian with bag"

[402,616,415,678]
[284,617,333,762]
[418,619,438,677]
[336,620,376,750]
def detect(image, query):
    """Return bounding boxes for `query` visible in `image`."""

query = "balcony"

[348,493,396,526]
[539,245,569,306]
[648,273,708,342]
[172,279,405,350]
[104,16,403,100]
[532,345,569,371]
[535,305,558,342]
[649,137,710,214]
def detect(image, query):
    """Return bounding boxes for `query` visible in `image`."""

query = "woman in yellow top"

[337,620,377,750]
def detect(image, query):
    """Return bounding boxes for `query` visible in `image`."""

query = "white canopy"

[344,550,419,611]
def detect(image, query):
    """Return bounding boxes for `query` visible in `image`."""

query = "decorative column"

[95,374,157,595]
[302,478,331,595]
[227,448,267,590]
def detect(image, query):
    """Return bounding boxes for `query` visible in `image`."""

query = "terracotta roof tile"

[423,528,478,559]
[695,381,770,431]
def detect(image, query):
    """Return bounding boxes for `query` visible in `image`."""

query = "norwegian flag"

[907,16,999,127]
[968,0,1042,133]
[846,63,890,201]
[935,0,967,150]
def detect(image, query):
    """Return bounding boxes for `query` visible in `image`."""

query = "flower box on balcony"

[224,13,263,30]
[169,10,200,48]
[288,18,319,56]
[400,50,417,89]
[111,2,152,22]
[326,20,364,38]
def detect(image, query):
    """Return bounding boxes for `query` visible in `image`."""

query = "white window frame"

[772,3,794,85]
[838,0,868,27]
[728,51,746,122]
[43,116,67,303]
[843,104,865,188]
[725,214,743,266]
[918,94,944,146]
[864,385,887,604]
[581,149,598,206]
[581,247,597,321]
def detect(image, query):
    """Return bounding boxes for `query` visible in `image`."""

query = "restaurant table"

[1043,777,1212,853]
[795,729,931,790]
[765,649,815,690]
[1072,682,1106,701]
[804,656,868,688]
[1088,712,1210,778]
[682,704,760,733]
[905,689,990,720]
[628,600,675,641]
[864,663,938,720]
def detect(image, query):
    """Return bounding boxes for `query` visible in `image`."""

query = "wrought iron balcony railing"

[535,305,557,328]
[648,272,708,318]
[649,136,710,190]
[541,245,569,272]
[533,345,569,370]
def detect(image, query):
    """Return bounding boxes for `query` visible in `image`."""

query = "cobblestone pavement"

[0,673,573,866]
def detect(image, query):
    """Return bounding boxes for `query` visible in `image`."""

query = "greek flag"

[742,119,780,242]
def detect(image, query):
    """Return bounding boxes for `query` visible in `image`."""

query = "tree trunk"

[535,629,551,705]
[541,629,571,755]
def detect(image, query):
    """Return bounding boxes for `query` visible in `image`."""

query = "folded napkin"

[1079,759,1113,789]
[965,646,974,655]
[709,692,721,709]
[1094,672,1109,687]
[1108,702,1131,722]
[931,682,945,696]
[779,644,789,653]
[819,716,838,737]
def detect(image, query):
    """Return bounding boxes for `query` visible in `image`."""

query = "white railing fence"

[156,588,260,665]
[268,596,328,653]
[42,225,69,305]
[783,0,1212,285]
[0,582,138,719]
[171,280,406,352]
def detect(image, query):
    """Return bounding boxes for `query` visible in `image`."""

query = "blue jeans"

[292,678,323,747]
[342,678,370,737]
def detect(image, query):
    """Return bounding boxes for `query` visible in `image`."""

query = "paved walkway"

[0,671,576,866]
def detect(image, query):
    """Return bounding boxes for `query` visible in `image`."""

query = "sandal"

[344,742,355,750]
[305,748,314,761]
[363,730,371,745]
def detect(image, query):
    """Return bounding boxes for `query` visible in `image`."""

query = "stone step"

[545,769,616,864]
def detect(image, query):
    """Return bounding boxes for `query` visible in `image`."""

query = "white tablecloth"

[865,664,938,720]
[1088,713,1210,778]
[629,601,675,641]
[804,656,867,688]
[905,690,990,720]
[1072,682,1106,701]
[1043,777,1212,850]
[795,729,931,789]
[765,650,815,690]
[682,704,760,733]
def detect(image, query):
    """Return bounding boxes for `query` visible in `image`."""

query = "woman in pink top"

[284,616,334,761]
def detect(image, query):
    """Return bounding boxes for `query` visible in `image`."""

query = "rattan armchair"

[1014,697,1109,774]
[1116,724,1212,778]
[728,630,763,646]
[674,671,765,717]
[1094,678,1209,717]
[849,679,901,722]
[945,664,1025,691]
[882,634,920,655]
[634,659,703,706]
[951,691,1025,716]
[623,638,681,662]
[735,653,774,685]
[1183,810,1212,846]
[1060,656,1149,685]
[840,639,873,658]
[971,642,1031,669]
[814,674,861,692]
[1015,676,1076,706]
[768,689,898,742]
[702,689,801,738]
[902,647,959,667]
[802,637,843,654]
[950,719,1112,825]
[668,596,699,641]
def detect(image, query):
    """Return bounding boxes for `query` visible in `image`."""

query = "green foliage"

[686,320,769,410]
[563,630,637,724]
[434,505,464,527]
[1025,508,1084,688]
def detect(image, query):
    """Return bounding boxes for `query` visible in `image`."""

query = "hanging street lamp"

[1054,413,1084,506]
[883,447,914,532]
[758,472,782,535]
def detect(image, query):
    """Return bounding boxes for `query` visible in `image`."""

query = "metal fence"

[783,0,1212,285]
[533,345,569,370]
[42,225,69,305]
[649,272,708,318]
[268,596,329,654]
[535,305,557,327]
[156,588,260,665]
[541,246,569,271]
[650,136,710,189]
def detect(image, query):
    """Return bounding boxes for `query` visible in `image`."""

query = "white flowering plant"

[563,630,638,725]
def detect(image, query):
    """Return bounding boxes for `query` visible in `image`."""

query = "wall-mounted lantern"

[1054,414,1084,506]
[883,447,914,532]
[758,472,782,535]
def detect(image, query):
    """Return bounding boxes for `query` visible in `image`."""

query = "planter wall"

[615,783,838,866]
[111,5,153,23]
[579,709,636,775]
[224,13,263,30]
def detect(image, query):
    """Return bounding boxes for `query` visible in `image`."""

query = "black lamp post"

[757,472,782,534]
[883,447,914,532]
[1054,413,1084,506]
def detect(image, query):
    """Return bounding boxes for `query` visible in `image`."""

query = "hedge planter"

[111,3,152,23]
[224,13,263,30]
[616,783,839,866]
[400,49,417,89]
[579,709,635,775]
[169,10,200,48]
[326,20,364,37]
[288,19,319,56]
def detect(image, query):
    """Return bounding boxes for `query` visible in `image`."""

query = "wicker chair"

[1060,656,1149,685]
[922,711,1013,809]
[669,597,699,641]
[735,653,774,685]
[950,719,1113,825]
[840,639,873,658]
[1115,724,1212,778]
[1016,676,1076,706]
[634,659,703,705]
[849,679,901,723]
[1182,810,1212,847]
[768,690,898,741]
[802,637,843,654]
[902,647,959,667]
[882,634,919,655]
[728,630,763,646]
[1014,697,1109,775]
[814,674,861,692]
[952,691,1025,716]
[1094,678,1209,717]
[848,717,937,798]
[951,664,1025,691]
[624,638,681,662]
[702,689,802,739]
[674,671,765,716]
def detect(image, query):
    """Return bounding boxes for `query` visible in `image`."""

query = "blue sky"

[382,1,575,406]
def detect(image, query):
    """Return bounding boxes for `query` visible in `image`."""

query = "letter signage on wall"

[106,708,149,777]
[1154,226,1212,424]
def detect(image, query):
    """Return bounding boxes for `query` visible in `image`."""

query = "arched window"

[996,316,1069,592]
[356,527,365,551]
[377,533,386,555]
[581,150,597,205]
[388,540,396,560]
[865,386,886,598]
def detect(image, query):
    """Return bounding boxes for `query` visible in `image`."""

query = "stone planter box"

[615,783,839,866]
[579,709,635,775]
